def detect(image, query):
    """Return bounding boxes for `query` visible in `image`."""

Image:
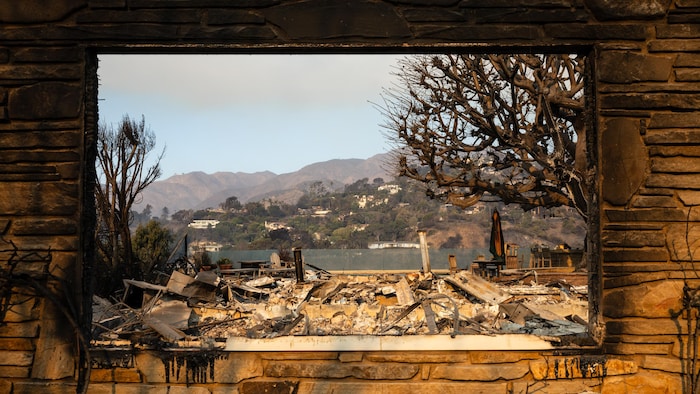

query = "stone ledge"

[225,335,555,352]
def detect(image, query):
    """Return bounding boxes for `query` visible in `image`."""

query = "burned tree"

[380,54,590,220]
[95,115,164,292]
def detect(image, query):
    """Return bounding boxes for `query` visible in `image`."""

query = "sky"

[97,54,404,178]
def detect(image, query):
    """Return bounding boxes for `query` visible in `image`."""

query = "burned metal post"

[293,247,305,283]
[418,230,431,273]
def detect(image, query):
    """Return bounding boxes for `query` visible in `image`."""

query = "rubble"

[91,258,589,346]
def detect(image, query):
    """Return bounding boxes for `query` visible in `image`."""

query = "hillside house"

[187,219,221,229]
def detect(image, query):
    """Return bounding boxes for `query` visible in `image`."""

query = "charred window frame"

[84,48,601,351]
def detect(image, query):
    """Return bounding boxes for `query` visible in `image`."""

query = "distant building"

[368,241,420,249]
[378,184,401,194]
[265,221,291,231]
[188,219,220,229]
[312,209,331,217]
[355,194,388,209]
[189,240,223,253]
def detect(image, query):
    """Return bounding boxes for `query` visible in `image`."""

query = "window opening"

[91,53,595,350]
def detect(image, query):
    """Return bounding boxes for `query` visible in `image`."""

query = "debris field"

[92,261,588,346]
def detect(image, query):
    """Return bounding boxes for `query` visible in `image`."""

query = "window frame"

[85,47,602,352]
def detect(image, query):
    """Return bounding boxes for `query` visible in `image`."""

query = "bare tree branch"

[378,54,590,221]
[95,115,164,286]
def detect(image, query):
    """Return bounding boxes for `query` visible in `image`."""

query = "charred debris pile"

[92,253,588,347]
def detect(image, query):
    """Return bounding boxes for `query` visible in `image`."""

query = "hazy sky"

[97,54,404,178]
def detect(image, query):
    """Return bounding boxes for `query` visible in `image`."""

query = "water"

[210,248,503,272]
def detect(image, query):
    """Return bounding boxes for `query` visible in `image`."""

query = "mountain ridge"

[135,152,395,215]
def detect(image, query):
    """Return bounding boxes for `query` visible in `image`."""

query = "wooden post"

[293,248,304,283]
[418,230,431,273]
[448,254,457,274]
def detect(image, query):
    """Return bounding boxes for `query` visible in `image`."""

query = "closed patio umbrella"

[489,209,505,264]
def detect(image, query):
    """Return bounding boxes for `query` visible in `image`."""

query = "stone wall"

[1,0,699,392]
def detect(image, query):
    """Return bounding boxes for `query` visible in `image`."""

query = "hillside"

[135,153,395,214]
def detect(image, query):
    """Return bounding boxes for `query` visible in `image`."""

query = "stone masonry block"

[603,248,669,263]
[601,369,682,394]
[298,381,509,394]
[239,380,298,394]
[12,218,78,236]
[605,316,692,336]
[338,352,363,363]
[665,223,700,262]
[1,291,42,322]
[603,280,684,319]
[649,146,700,160]
[678,190,700,206]
[0,338,35,351]
[585,0,671,20]
[213,352,262,384]
[431,363,529,381]
[13,46,82,63]
[364,351,468,363]
[605,208,687,223]
[630,195,677,208]
[0,0,86,23]
[651,156,700,173]
[266,360,419,380]
[657,24,700,39]
[675,53,700,66]
[546,23,647,40]
[0,64,82,81]
[602,229,666,248]
[641,355,684,374]
[88,0,126,8]
[9,82,82,120]
[259,352,338,361]
[0,182,78,215]
[136,351,261,384]
[0,130,82,149]
[676,69,700,81]
[604,272,672,289]
[12,382,78,394]
[469,351,540,364]
[469,8,589,24]
[649,173,699,191]
[598,51,674,83]
[77,9,201,24]
[0,321,40,337]
[90,368,142,383]
[206,9,264,25]
[646,129,700,145]
[264,0,411,39]
[649,112,700,128]
[530,356,637,380]
[0,366,30,378]
[602,93,700,110]
[601,118,647,205]
[132,0,277,8]
[0,350,33,366]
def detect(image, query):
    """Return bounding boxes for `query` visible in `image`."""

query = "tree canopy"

[132,219,173,280]
[379,54,591,221]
